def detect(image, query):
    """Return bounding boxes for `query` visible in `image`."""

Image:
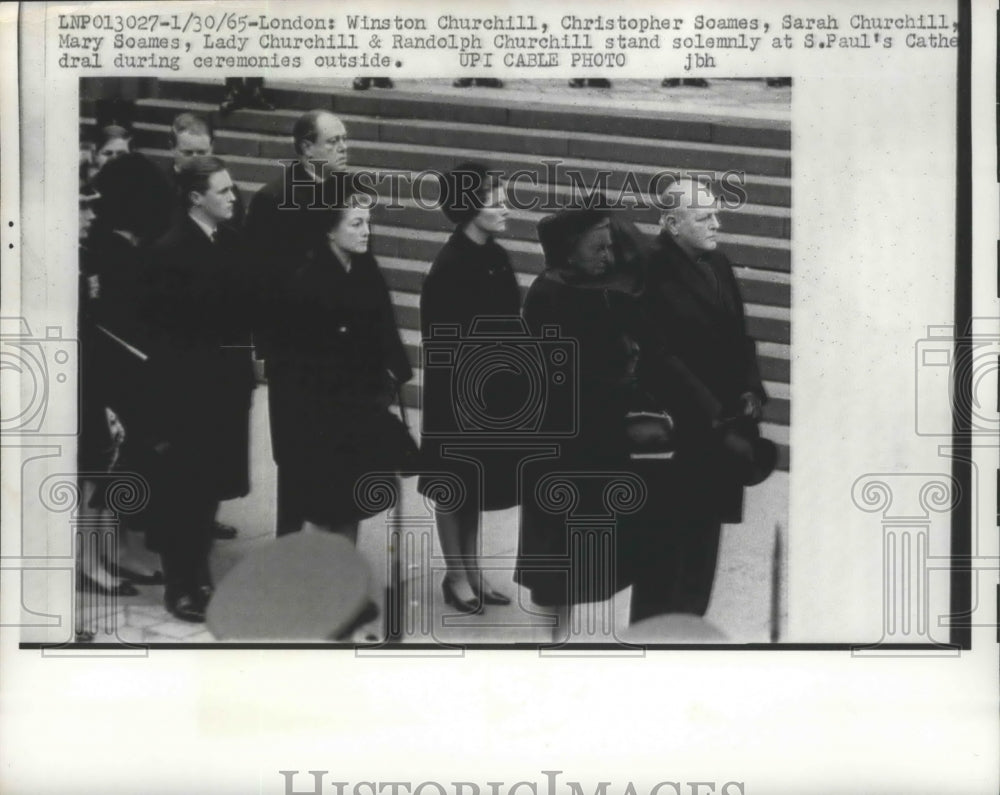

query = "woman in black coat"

[417,162,522,613]
[78,153,174,594]
[516,208,662,640]
[280,176,412,541]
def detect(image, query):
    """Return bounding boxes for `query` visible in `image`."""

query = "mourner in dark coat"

[278,176,411,539]
[142,156,256,622]
[79,154,176,593]
[76,181,139,603]
[84,153,174,449]
[629,175,772,621]
[244,110,350,536]
[418,162,522,613]
[516,208,657,635]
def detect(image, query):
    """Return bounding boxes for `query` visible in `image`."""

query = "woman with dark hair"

[516,208,669,640]
[417,162,522,613]
[88,125,132,179]
[280,175,412,540]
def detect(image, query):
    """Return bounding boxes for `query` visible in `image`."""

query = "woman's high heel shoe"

[441,579,481,614]
[470,579,512,606]
[472,586,511,606]
[78,573,140,597]
[104,560,164,585]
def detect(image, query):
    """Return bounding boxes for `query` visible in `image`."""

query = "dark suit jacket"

[245,160,327,342]
[245,162,332,463]
[642,231,767,523]
[142,215,256,500]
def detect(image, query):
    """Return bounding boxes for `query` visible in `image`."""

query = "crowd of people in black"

[78,97,775,640]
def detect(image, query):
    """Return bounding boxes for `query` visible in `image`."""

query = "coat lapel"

[652,232,726,318]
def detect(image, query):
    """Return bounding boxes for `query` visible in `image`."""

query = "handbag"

[617,335,676,459]
[625,408,676,459]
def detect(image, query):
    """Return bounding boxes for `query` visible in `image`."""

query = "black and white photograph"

[1,1,996,793]
[73,76,791,645]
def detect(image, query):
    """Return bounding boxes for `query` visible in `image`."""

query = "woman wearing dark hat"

[280,175,412,540]
[418,162,522,613]
[516,208,666,639]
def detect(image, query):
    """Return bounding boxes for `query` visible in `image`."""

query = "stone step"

[97,109,790,209]
[151,78,792,150]
[85,114,789,241]
[85,99,791,180]
[99,114,791,240]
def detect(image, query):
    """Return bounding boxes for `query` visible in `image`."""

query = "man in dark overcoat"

[245,110,350,536]
[631,175,769,622]
[142,155,256,622]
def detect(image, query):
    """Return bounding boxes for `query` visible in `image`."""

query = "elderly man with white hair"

[628,175,773,625]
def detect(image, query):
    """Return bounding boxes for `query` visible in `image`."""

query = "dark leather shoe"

[219,90,243,115]
[246,87,275,110]
[166,593,206,623]
[442,579,481,614]
[197,585,214,609]
[212,521,238,540]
